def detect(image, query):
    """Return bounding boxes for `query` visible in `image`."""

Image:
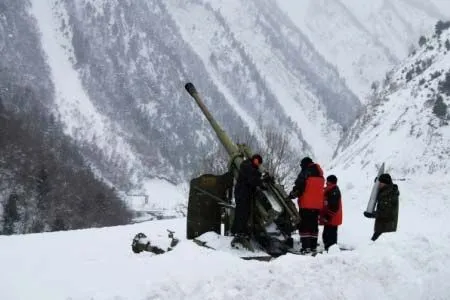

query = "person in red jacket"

[320,175,343,251]
[289,157,325,254]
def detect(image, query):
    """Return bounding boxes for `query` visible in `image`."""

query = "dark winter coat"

[374,184,399,233]
[231,159,263,235]
[234,159,263,202]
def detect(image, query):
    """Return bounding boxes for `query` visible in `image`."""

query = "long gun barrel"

[185,83,239,157]
[184,82,300,257]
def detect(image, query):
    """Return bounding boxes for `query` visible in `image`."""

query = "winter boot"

[310,237,318,253]
[231,234,254,251]
[286,237,294,248]
[300,248,311,255]
[300,236,311,252]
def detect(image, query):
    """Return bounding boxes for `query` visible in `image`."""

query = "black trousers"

[322,225,338,250]
[371,231,382,241]
[299,209,320,250]
[231,193,252,236]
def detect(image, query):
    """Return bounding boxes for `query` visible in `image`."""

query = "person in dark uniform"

[371,173,399,241]
[231,154,266,249]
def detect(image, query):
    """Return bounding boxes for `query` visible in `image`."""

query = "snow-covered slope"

[21,0,360,193]
[165,0,359,160]
[1,172,450,299]
[29,1,142,180]
[4,0,449,213]
[332,24,450,178]
[276,0,450,101]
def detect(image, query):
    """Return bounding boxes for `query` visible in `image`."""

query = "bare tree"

[193,123,301,186]
[2,193,20,235]
[258,128,299,184]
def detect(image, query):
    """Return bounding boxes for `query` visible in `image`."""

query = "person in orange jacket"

[320,175,343,251]
[289,157,325,254]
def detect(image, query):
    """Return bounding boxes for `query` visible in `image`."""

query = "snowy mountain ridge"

[1,0,450,215]
[332,22,450,178]
[276,0,450,101]
[164,0,360,159]
[23,0,361,194]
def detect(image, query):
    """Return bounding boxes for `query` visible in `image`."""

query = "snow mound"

[194,231,270,258]
[1,202,450,300]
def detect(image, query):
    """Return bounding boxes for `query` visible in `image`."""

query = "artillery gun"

[185,83,300,257]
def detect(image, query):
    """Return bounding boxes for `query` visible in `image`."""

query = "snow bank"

[1,173,450,300]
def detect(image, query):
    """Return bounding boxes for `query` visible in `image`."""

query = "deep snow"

[1,173,450,300]
[3,2,449,299]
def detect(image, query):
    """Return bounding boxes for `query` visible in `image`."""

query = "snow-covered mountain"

[3,4,450,295]
[276,0,450,101]
[2,0,361,196]
[164,0,362,157]
[1,0,449,214]
[332,22,450,178]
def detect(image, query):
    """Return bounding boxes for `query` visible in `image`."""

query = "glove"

[363,211,376,218]
[261,172,273,183]
[319,214,331,225]
[288,190,298,199]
